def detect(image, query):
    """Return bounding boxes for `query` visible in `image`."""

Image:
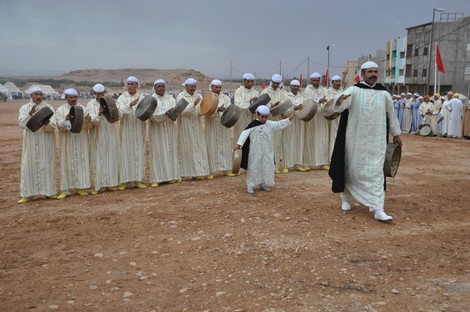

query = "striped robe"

[116,92,146,183]
[148,93,180,183]
[233,86,258,142]
[326,86,343,162]
[176,90,209,177]
[284,91,304,167]
[18,101,57,197]
[302,84,329,166]
[55,103,91,192]
[87,98,119,191]
[205,93,232,173]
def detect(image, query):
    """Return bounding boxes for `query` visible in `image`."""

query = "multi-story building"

[384,37,407,94]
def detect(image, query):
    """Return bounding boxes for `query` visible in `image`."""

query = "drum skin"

[384,143,401,178]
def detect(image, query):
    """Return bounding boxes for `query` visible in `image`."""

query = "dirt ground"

[0,99,469,312]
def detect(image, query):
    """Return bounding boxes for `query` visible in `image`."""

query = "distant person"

[205,79,235,178]
[303,72,329,170]
[116,76,147,190]
[430,93,442,136]
[55,88,91,199]
[418,95,433,126]
[325,75,344,162]
[411,94,422,132]
[441,91,454,137]
[235,105,294,194]
[86,84,119,193]
[402,92,413,133]
[148,79,181,186]
[461,95,470,139]
[17,87,57,203]
[233,73,258,145]
[398,93,406,129]
[325,61,402,222]
[176,78,210,180]
[447,93,464,139]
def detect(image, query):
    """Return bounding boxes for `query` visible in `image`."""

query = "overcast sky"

[1,0,469,80]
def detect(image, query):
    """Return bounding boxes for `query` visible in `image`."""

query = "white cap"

[330,75,341,81]
[182,78,197,86]
[92,83,105,93]
[242,73,255,80]
[153,79,166,85]
[64,88,78,96]
[360,61,378,70]
[290,79,300,86]
[256,105,270,115]
[271,74,282,83]
[413,92,420,97]
[29,86,43,94]
[127,76,139,84]
[310,72,321,79]
[400,93,406,96]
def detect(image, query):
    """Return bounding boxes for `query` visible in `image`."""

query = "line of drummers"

[18,73,343,203]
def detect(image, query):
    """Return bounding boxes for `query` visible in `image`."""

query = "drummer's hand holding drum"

[217,106,226,112]
[249,97,258,104]
[319,97,328,104]
[98,106,105,116]
[194,97,201,106]
[29,105,38,116]
[293,104,303,111]
[393,135,402,148]
[234,144,241,151]
[335,94,351,106]
[288,113,295,121]
[130,97,140,108]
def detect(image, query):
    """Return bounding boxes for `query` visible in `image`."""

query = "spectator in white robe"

[325,61,402,222]
[398,93,406,128]
[18,87,57,203]
[260,74,287,173]
[325,75,343,162]
[234,73,258,143]
[430,93,442,136]
[441,91,454,137]
[86,84,119,194]
[116,76,147,190]
[235,105,294,194]
[447,93,464,138]
[176,78,210,179]
[418,95,433,126]
[284,79,306,171]
[55,88,91,199]
[148,79,181,186]
[302,72,329,170]
[402,92,413,133]
[205,79,234,178]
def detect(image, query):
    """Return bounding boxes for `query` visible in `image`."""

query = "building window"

[423,47,428,56]
[413,69,418,77]
[407,44,413,56]
[414,48,419,56]
[400,51,405,58]
[399,69,404,76]
[422,69,427,77]
[406,64,412,77]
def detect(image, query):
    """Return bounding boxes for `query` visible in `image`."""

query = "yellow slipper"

[135,182,147,189]
[282,168,289,173]
[17,197,30,204]
[296,166,306,172]
[150,182,159,188]
[90,190,98,195]
[274,169,281,174]
[77,190,89,196]
[302,166,311,171]
[193,176,206,180]
[225,171,236,177]
[118,184,127,191]
[57,192,68,199]
[322,165,330,171]
[206,174,214,180]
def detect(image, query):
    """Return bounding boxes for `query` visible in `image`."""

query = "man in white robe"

[325,75,343,162]
[55,88,91,199]
[86,84,119,193]
[302,72,329,169]
[205,79,234,178]
[116,76,146,190]
[447,93,464,138]
[148,79,181,186]
[18,87,57,203]
[325,61,402,222]
[401,92,413,133]
[260,74,287,173]
[234,73,258,142]
[176,78,210,179]
[430,93,442,136]
[441,91,454,137]
[235,105,294,194]
[284,79,306,171]
[418,95,433,126]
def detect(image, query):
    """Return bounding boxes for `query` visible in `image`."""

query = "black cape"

[240,120,264,170]
[328,82,390,193]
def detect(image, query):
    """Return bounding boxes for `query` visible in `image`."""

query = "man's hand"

[393,135,402,148]
[294,104,303,111]
[335,94,351,106]
[234,144,241,151]
[29,105,38,116]
[249,97,258,104]
[288,113,295,121]
[130,98,140,107]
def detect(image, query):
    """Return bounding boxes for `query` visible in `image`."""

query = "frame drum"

[383,143,401,178]
[136,96,158,121]
[221,104,242,128]
[69,105,84,133]
[232,149,242,175]
[165,98,189,121]
[419,124,432,136]
[270,99,293,117]
[26,106,54,132]
[296,99,318,122]
[248,93,271,113]
[200,92,219,116]
[99,95,120,123]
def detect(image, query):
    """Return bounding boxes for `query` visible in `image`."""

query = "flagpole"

[434,42,438,95]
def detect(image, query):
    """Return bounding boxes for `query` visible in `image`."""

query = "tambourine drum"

[99,95,119,123]
[383,143,401,178]
[232,149,242,175]
[296,99,318,122]
[270,99,293,117]
[165,98,189,121]
[221,104,241,128]
[69,105,84,133]
[419,124,432,136]
[135,96,158,121]
[248,93,271,113]
[322,99,341,120]
[200,92,219,116]
[26,106,54,132]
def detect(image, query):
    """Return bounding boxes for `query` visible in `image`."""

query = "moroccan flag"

[261,81,266,89]
[323,68,329,85]
[436,43,445,73]
[354,72,361,83]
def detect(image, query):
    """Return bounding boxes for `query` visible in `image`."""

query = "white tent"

[0,84,11,101]
[25,85,60,99]
[4,82,23,99]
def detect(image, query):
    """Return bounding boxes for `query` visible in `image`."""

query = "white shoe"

[374,209,393,222]
[341,201,351,211]
[247,188,254,194]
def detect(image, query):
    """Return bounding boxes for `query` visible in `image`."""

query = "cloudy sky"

[1,0,468,79]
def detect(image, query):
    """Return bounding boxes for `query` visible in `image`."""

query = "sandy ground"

[0,99,469,312]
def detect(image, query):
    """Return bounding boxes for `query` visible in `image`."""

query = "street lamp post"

[426,8,444,95]
[327,44,335,84]
[279,60,286,76]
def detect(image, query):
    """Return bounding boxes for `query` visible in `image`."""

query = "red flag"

[436,43,445,73]
[323,68,329,85]
[299,73,303,88]
[354,73,360,83]
[261,81,266,89]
